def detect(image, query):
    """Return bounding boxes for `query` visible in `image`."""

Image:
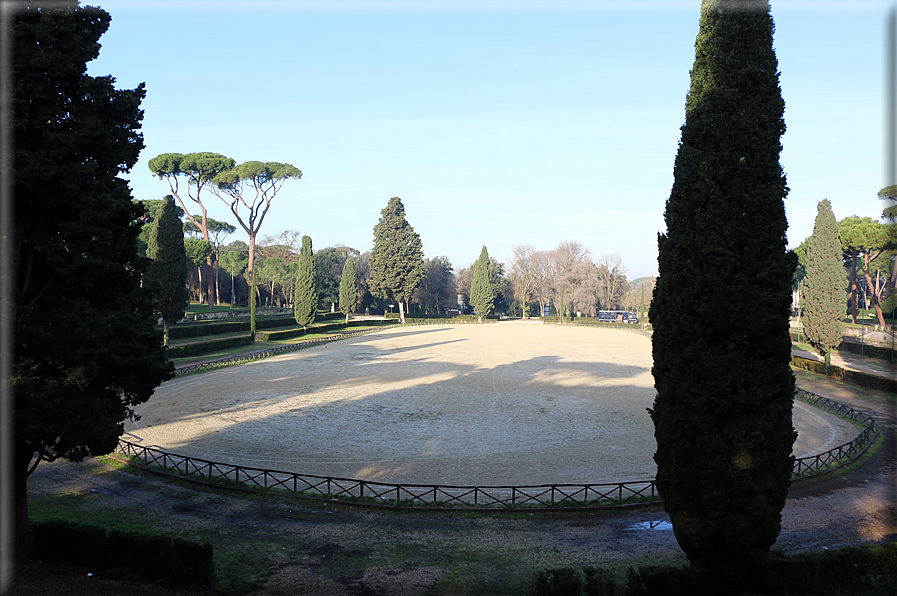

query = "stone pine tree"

[802,200,844,366]
[648,0,797,572]
[12,1,173,558]
[144,195,190,346]
[469,246,497,322]
[368,197,425,324]
[294,236,317,331]
[339,257,359,324]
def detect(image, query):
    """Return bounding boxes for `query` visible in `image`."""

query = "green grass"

[185,302,250,314]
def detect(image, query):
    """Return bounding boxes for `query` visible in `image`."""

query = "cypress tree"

[339,257,359,324]
[145,195,190,346]
[469,246,496,322]
[802,200,844,366]
[369,197,425,324]
[649,0,797,570]
[294,235,317,330]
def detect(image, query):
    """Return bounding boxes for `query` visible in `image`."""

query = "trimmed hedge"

[529,542,896,596]
[791,355,897,394]
[168,315,342,340]
[166,335,253,358]
[31,519,214,585]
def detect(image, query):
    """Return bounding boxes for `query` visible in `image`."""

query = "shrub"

[166,335,253,358]
[30,519,214,585]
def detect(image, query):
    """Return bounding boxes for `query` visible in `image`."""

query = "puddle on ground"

[627,520,673,531]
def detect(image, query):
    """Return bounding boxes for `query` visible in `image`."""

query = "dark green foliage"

[144,195,189,346]
[415,256,454,314]
[529,544,897,596]
[12,0,173,556]
[470,246,497,320]
[294,235,317,329]
[31,520,214,585]
[165,335,253,358]
[649,0,797,569]
[529,568,583,596]
[339,257,359,324]
[314,246,344,310]
[802,200,845,365]
[368,197,425,324]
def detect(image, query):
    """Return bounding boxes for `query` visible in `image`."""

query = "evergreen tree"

[12,1,173,558]
[469,246,497,321]
[294,235,317,330]
[368,197,425,324]
[144,195,190,346]
[649,0,797,571]
[802,200,844,366]
[339,257,359,324]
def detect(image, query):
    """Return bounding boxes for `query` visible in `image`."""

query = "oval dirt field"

[126,322,859,486]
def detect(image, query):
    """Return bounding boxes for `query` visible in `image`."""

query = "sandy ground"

[126,322,858,487]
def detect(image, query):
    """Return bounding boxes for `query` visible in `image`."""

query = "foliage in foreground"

[649,0,796,569]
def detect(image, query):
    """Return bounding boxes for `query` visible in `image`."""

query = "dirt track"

[126,322,857,486]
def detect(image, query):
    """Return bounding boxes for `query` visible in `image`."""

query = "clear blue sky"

[87,0,891,280]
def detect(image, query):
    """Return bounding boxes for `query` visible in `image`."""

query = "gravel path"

[126,322,856,487]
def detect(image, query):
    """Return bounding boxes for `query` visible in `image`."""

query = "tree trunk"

[398,300,406,324]
[14,441,34,560]
[204,256,215,308]
[851,256,858,323]
[248,235,257,338]
[863,255,887,327]
[230,273,236,307]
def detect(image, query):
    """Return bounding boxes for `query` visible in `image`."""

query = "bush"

[530,543,897,596]
[31,519,214,585]
[166,335,253,358]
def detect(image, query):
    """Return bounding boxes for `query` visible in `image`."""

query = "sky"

[83,0,892,281]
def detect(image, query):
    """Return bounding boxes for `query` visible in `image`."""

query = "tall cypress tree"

[469,246,496,322]
[145,195,189,346]
[802,200,844,366]
[339,257,359,325]
[649,0,797,570]
[294,236,317,330]
[369,197,425,324]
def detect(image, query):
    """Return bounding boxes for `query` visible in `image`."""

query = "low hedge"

[791,355,897,394]
[530,542,896,596]
[31,519,214,586]
[166,335,253,358]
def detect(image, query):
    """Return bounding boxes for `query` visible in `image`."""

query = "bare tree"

[595,253,628,310]
[531,250,551,317]
[547,241,591,323]
[509,243,538,318]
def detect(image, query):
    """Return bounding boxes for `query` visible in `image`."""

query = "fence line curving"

[114,389,879,511]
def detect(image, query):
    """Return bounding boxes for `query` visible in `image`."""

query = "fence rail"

[115,389,879,510]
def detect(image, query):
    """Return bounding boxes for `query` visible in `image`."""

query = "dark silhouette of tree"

[802,200,845,366]
[294,236,317,330]
[649,0,797,572]
[339,257,359,324]
[12,0,172,558]
[470,246,497,321]
[144,195,190,346]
